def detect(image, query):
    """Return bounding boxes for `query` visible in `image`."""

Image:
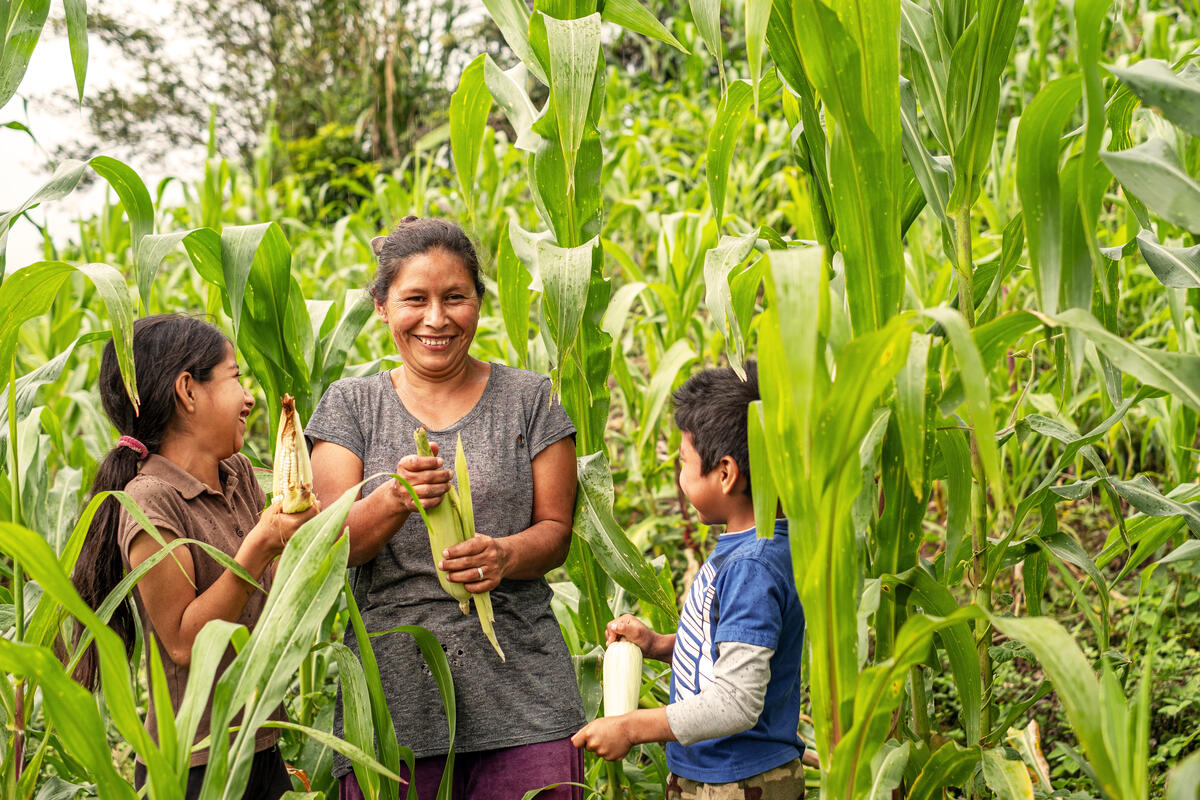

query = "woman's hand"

[439,533,510,593]
[390,443,452,513]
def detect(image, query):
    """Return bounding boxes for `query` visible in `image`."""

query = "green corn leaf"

[0,261,137,412]
[601,0,687,53]
[635,339,696,452]
[1166,749,1200,800]
[689,0,725,88]
[316,291,375,391]
[1101,137,1200,232]
[541,12,602,195]
[1056,308,1200,411]
[480,0,546,83]
[896,333,930,498]
[703,230,759,376]
[135,227,219,311]
[147,634,179,770]
[63,0,88,103]
[1073,0,1110,290]
[0,638,137,799]
[908,742,983,800]
[748,402,779,539]
[483,58,541,152]
[922,306,1002,494]
[538,237,597,399]
[707,81,754,226]
[324,642,386,798]
[899,0,951,151]
[746,0,770,112]
[1015,75,1082,315]
[867,740,910,800]
[88,156,154,264]
[900,78,952,223]
[0,0,51,111]
[1159,540,1200,566]
[1136,230,1200,288]
[450,54,493,222]
[497,225,532,367]
[574,451,679,621]
[1108,60,1200,139]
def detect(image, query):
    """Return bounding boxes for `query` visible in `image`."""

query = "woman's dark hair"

[369,216,485,301]
[70,314,229,690]
[672,361,759,497]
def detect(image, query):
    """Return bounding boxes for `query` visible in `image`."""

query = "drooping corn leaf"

[480,0,546,83]
[1108,60,1200,139]
[540,12,602,195]
[449,55,493,221]
[1137,230,1200,288]
[707,81,755,226]
[0,0,51,111]
[601,0,687,52]
[1101,137,1200,232]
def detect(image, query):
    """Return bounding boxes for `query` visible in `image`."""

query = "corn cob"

[413,428,506,660]
[272,394,315,513]
[602,640,643,716]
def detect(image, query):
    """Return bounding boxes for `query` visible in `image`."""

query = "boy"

[572,362,807,799]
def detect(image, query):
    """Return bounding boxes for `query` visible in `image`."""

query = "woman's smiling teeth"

[416,335,453,347]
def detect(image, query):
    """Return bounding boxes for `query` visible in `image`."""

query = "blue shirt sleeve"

[711,556,786,650]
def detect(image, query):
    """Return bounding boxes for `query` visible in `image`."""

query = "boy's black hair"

[672,361,759,497]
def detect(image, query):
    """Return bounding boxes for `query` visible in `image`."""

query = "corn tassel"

[413,428,506,661]
[272,394,315,513]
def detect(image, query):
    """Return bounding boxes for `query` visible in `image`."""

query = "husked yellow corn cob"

[273,394,315,513]
[603,640,643,716]
[413,428,505,661]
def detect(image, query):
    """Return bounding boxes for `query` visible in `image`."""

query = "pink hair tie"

[117,435,149,460]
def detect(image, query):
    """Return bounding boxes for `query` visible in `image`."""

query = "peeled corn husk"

[603,640,643,716]
[413,428,505,661]
[273,394,315,513]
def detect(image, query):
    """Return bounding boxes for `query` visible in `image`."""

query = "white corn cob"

[603,640,643,716]
[273,394,315,513]
[413,428,505,660]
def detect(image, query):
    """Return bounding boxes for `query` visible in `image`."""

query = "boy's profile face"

[678,431,729,525]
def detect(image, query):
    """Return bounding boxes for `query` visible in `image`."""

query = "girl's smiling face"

[191,341,255,458]
[375,248,481,382]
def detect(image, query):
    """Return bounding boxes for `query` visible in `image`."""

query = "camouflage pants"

[665,759,806,800]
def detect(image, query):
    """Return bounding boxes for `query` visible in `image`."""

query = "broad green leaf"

[601,0,687,53]
[450,55,492,221]
[63,0,88,103]
[922,306,1001,494]
[0,159,87,262]
[480,0,546,83]
[538,237,597,399]
[900,77,952,223]
[908,742,982,800]
[867,740,910,800]
[896,333,930,497]
[0,638,137,799]
[0,0,51,110]
[937,428,972,579]
[573,451,679,621]
[136,227,221,310]
[748,402,779,540]
[1136,230,1200,288]
[1015,75,1082,315]
[1166,749,1200,800]
[707,81,754,226]
[689,0,725,87]
[900,0,951,150]
[264,721,405,784]
[0,261,137,411]
[1056,307,1200,411]
[541,12,602,194]
[635,338,697,451]
[1073,0,1109,283]
[1158,540,1200,566]
[989,615,1122,797]
[1100,137,1200,232]
[746,0,771,111]
[497,226,532,367]
[87,157,153,262]
[1108,60,1200,139]
[483,58,541,152]
[702,229,759,375]
[316,291,375,392]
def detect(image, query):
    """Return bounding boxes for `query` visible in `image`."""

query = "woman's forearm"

[493,519,572,580]
[344,482,412,566]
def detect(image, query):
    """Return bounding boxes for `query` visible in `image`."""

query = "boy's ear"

[717,455,744,496]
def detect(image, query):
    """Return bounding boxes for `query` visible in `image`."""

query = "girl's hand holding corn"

[253,497,320,560]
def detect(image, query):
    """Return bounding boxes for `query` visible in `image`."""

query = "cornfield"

[2,0,1200,797]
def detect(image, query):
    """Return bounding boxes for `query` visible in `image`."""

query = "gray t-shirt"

[306,363,584,765]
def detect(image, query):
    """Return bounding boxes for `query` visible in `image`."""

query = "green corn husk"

[413,428,505,660]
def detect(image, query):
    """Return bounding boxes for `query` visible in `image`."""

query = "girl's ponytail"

[69,314,228,690]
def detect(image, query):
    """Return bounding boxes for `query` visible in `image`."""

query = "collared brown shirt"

[117,453,282,766]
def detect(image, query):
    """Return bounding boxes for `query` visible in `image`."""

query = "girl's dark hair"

[70,314,228,690]
[672,361,759,497]
[369,216,485,301]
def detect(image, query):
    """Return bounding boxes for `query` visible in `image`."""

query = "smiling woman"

[306,217,586,800]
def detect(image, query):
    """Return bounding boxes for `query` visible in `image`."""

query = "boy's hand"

[571,716,635,761]
[607,614,655,651]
